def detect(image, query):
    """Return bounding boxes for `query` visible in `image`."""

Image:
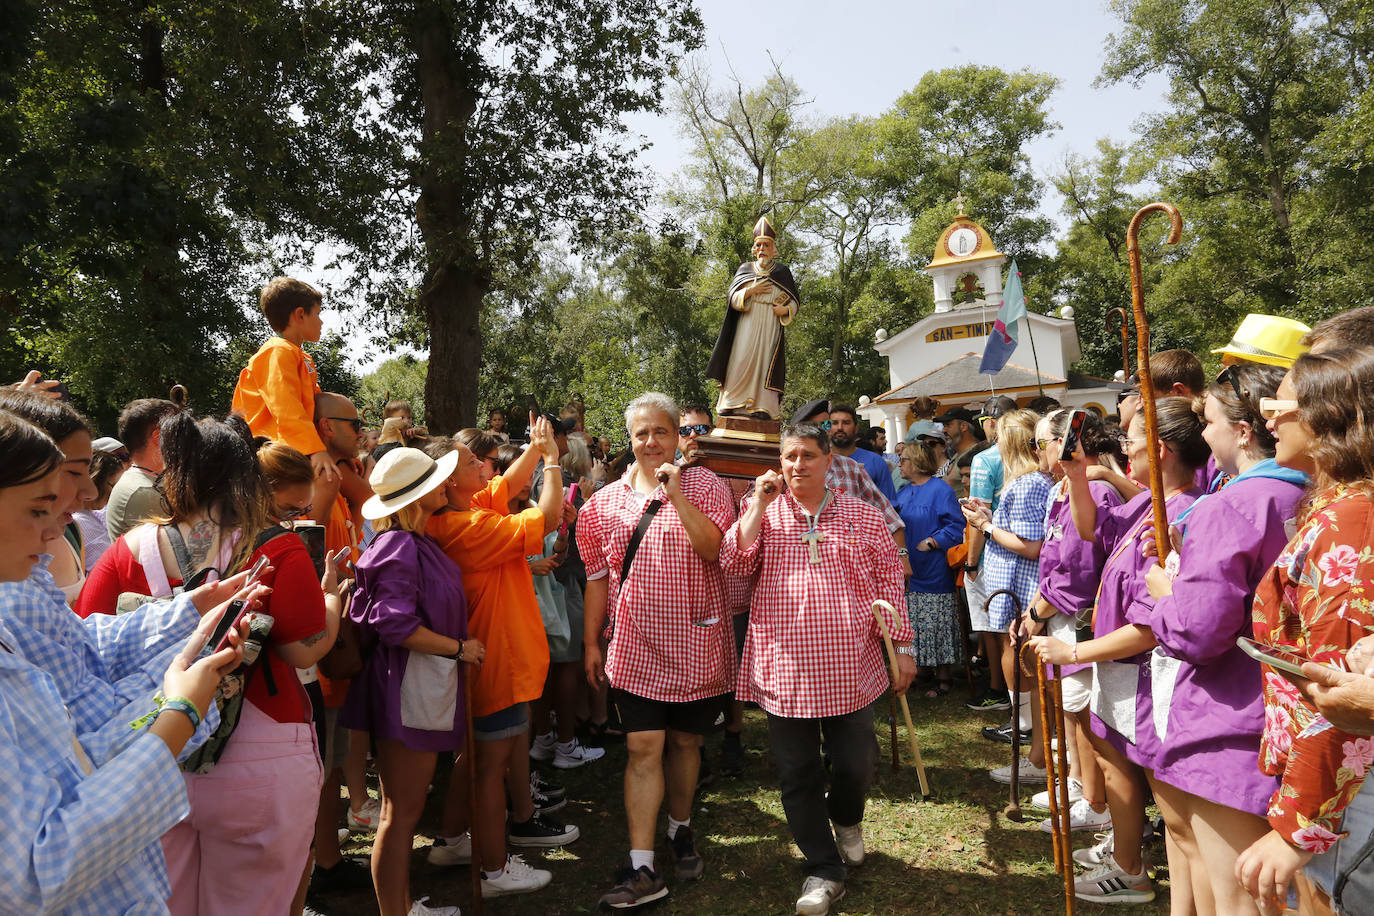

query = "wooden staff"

[1126,202,1184,561]
[872,600,930,797]
[464,665,484,916]
[1106,307,1130,381]
[1052,667,1074,916]
[1036,661,1067,874]
[984,588,1028,822]
[888,691,901,772]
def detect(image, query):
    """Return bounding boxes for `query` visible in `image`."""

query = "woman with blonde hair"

[342,447,484,916]
[962,408,1051,779]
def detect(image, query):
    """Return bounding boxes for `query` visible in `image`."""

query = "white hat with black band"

[361,447,459,521]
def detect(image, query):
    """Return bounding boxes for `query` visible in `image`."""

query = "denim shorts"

[473,702,529,742]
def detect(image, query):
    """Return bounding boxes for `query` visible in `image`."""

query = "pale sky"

[327,0,1168,364]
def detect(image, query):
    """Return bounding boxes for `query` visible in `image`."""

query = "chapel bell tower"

[924,195,1006,313]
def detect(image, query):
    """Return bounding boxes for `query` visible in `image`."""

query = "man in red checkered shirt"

[578,392,737,909]
[721,422,915,916]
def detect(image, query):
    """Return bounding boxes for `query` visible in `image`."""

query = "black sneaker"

[599,863,668,909]
[532,785,567,814]
[308,856,373,896]
[966,691,1012,711]
[981,723,1031,744]
[531,770,566,802]
[508,811,580,847]
[668,825,704,881]
[719,731,744,778]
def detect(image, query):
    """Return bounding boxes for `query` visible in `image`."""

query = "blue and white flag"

[980,260,1026,375]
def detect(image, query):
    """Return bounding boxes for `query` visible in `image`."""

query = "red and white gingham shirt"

[721,488,910,718]
[577,464,737,702]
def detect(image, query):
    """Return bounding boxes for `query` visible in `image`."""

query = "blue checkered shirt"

[0,559,219,763]
[0,617,190,914]
[983,471,1053,628]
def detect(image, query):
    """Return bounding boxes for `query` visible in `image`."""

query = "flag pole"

[1024,315,1045,397]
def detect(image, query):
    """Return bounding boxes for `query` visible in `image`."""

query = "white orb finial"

[875,328,889,343]
[858,395,871,407]
[1113,370,1126,383]
[1059,305,1075,320]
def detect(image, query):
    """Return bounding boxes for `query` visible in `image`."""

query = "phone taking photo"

[1235,636,1345,680]
[1060,409,1087,462]
[202,554,270,655]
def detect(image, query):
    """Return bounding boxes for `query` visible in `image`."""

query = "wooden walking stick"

[872,600,931,797]
[1035,660,1065,872]
[1105,307,1130,381]
[464,665,484,916]
[1126,201,1184,561]
[984,588,1027,822]
[1052,667,1075,916]
[888,691,901,772]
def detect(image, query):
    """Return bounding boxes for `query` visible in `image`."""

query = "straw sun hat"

[361,446,459,521]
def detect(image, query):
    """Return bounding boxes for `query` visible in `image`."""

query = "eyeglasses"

[1118,435,1145,448]
[679,424,712,437]
[1035,438,1053,450]
[327,416,364,432]
[278,503,313,523]
[816,420,832,431]
[1258,398,1299,420]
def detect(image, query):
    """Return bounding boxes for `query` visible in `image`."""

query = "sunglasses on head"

[679,424,711,437]
[328,416,364,432]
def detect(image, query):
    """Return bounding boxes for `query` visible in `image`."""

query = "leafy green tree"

[358,355,429,428]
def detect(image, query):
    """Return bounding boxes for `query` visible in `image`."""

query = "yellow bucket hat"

[1212,313,1311,368]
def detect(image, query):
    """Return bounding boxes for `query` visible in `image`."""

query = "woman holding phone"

[344,447,484,916]
[0,408,249,913]
[1235,348,1374,915]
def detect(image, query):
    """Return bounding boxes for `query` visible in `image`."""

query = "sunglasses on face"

[328,416,364,432]
[679,424,712,437]
[279,503,313,523]
[1259,398,1299,420]
[816,420,832,431]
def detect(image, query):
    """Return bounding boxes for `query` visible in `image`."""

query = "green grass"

[318,692,1174,915]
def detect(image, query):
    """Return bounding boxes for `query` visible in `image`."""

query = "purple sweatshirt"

[1038,479,1124,677]
[1090,487,1201,770]
[1148,470,1304,815]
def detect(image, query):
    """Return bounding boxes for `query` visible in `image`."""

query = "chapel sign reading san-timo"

[926,321,995,343]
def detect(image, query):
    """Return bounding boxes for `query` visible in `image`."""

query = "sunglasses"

[278,503,313,524]
[679,424,712,437]
[1258,398,1299,420]
[328,416,364,432]
[1218,365,1253,409]
[816,419,832,431]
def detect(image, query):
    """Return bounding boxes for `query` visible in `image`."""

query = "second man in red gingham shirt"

[578,392,737,910]
[720,421,914,916]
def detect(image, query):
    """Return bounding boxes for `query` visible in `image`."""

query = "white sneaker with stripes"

[1073,852,1155,904]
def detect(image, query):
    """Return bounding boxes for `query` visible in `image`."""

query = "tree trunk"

[411,0,483,432]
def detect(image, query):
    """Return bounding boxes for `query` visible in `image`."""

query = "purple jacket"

[1039,480,1123,677]
[341,529,469,752]
[1148,470,1304,815]
[1090,487,1201,770]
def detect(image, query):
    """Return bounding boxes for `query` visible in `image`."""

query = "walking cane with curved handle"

[984,588,1027,823]
[1126,202,1184,562]
[872,600,931,797]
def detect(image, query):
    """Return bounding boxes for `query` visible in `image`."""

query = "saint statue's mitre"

[753,215,776,240]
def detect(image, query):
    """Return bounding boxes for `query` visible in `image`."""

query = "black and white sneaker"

[966,691,1012,711]
[531,770,566,802]
[532,785,567,814]
[981,723,1031,744]
[508,812,580,848]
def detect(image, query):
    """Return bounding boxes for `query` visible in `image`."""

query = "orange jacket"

[232,336,326,455]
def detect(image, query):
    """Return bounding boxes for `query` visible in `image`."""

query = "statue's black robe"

[705,261,800,395]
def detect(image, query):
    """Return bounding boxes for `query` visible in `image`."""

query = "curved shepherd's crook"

[1126,202,1183,562]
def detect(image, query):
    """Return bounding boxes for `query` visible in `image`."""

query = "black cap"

[791,398,830,424]
[980,395,1017,420]
[542,412,575,435]
[933,406,977,424]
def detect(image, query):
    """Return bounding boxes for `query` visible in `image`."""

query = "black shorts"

[609,687,730,736]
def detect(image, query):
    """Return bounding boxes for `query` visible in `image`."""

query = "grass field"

[314,690,1174,916]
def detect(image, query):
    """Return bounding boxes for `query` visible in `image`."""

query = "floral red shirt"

[1252,484,1374,852]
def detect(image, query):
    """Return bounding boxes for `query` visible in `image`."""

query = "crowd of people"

[6,276,1374,916]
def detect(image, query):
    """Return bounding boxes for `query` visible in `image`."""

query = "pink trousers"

[163,701,323,916]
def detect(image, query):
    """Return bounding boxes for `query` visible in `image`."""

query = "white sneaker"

[408,897,459,916]
[481,855,552,898]
[832,822,864,867]
[1074,852,1155,904]
[553,738,606,769]
[1073,831,1114,868]
[989,759,1048,785]
[337,827,351,844]
[795,875,846,915]
[529,730,557,761]
[347,796,382,832]
[427,833,472,866]
[1031,777,1083,811]
[1041,797,1112,834]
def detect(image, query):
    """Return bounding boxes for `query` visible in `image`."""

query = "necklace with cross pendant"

[799,491,833,565]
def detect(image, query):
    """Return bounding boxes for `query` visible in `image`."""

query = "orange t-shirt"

[232,336,326,456]
[319,488,363,707]
[427,475,550,716]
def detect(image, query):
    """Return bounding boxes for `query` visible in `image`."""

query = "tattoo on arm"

[300,630,327,647]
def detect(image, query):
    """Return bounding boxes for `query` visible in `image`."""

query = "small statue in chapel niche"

[705,216,801,420]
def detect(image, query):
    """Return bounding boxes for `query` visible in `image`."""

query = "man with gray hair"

[578,391,737,909]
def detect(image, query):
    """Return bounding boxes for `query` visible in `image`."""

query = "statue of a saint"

[705,216,800,419]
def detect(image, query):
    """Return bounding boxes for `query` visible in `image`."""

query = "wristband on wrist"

[159,695,203,729]
[446,642,465,661]
[897,547,909,557]
[1071,645,1079,664]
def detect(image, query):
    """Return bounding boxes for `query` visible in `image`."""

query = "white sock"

[629,849,655,871]
[538,729,555,742]
[557,738,577,752]
[1014,692,1033,732]
[441,832,467,846]
[667,815,689,840]
[482,862,505,880]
